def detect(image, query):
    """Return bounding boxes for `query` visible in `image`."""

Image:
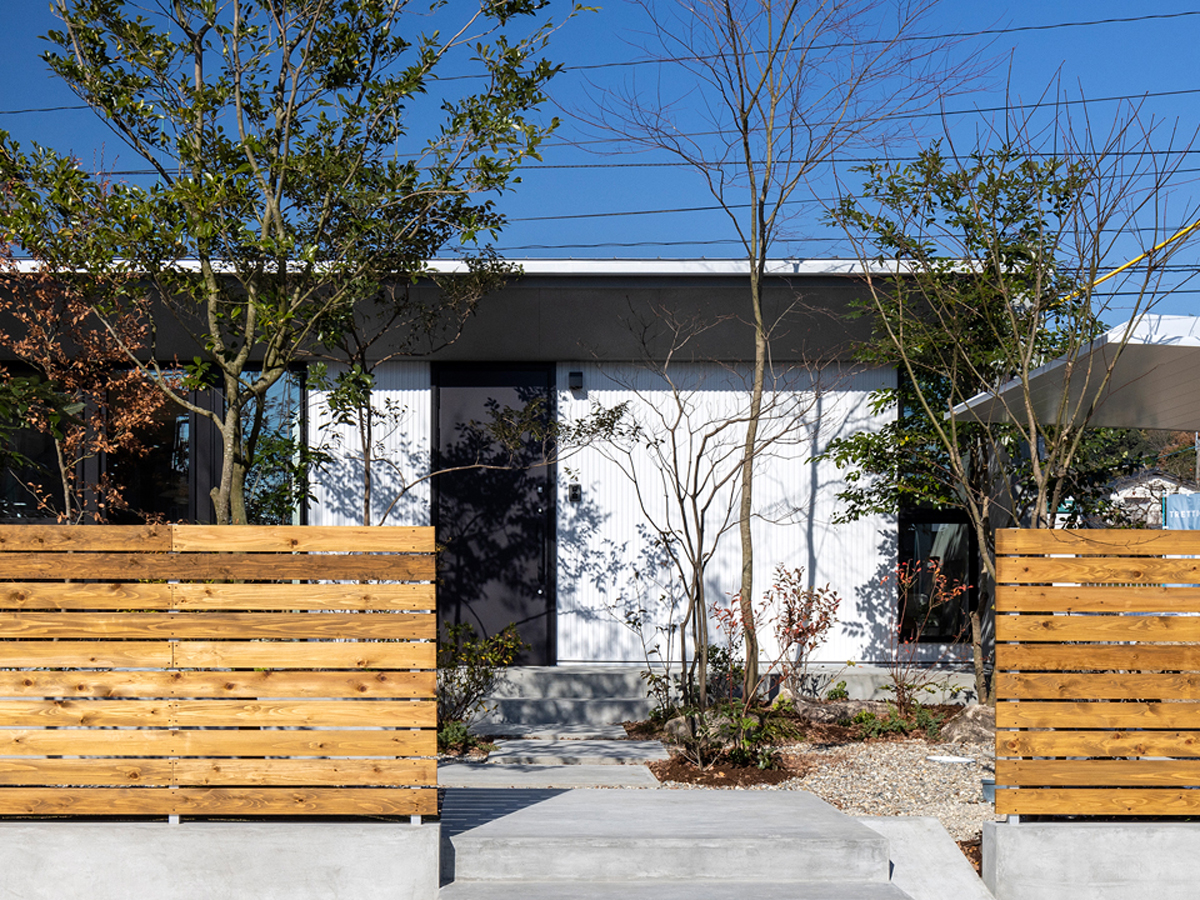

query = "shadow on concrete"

[439,787,568,886]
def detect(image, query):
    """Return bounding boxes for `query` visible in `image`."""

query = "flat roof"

[954,315,1200,430]
[7,258,872,276]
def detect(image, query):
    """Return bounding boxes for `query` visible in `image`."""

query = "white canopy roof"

[953,315,1200,431]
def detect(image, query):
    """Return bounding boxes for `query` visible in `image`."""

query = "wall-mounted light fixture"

[568,483,582,503]
[568,370,584,392]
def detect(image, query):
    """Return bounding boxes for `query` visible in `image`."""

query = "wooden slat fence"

[996,527,1200,816]
[0,524,436,818]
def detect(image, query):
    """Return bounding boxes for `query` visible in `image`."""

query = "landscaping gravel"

[657,736,1000,842]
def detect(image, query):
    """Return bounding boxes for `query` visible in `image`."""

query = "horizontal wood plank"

[997,759,1200,787]
[171,525,436,553]
[997,730,1200,759]
[0,552,435,582]
[997,584,1200,613]
[997,555,1200,585]
[0,669,435,699]
[995,643,1200,672]
[996,614,1200,643]
[997,528,1200,556]
[0,729,435,757]
[0,699,434,728]
[0,759,175,786]
[998,528,1200,556]
[0,758,434,787]
[0,642,434,671]
[171,641,435,670]
[0,582,435,611]
[995,787,1200,817]
[0,525,170,552]
[0,642,173,668]
[0,787,436,817]
[998,701,1200,729]
[0,611,434,640]
[173,758,435,787]
[171,787,437,816]
[0,582,174,609]
[172,583,435,611]
[998,672,1200,701]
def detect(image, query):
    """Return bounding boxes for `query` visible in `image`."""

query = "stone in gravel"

[940,704,995,744]
[791,699,876,724]
[663,715,693,741]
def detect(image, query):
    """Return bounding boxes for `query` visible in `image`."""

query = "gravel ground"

[658,737,1000,842]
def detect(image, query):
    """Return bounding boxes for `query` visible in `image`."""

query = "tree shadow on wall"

[846,530,898,665]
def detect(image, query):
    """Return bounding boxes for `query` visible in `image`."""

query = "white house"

[304,260,923,667]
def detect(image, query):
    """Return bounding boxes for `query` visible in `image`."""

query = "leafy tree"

[0,0,575,523]
[829,112,1199,700]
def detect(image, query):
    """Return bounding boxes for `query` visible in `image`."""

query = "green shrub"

[437,720,471,753]
[825,680,849,701]
[437,622,527,725]
[851,703,944,740]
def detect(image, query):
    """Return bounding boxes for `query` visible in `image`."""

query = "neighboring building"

[1108,470,1200,528]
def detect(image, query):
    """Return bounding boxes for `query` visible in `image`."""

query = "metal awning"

[953,315,1200,430]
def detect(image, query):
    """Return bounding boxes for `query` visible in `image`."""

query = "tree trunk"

[738,274,766,697]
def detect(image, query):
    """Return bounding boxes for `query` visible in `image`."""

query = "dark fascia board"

[0,261,878,365]
[363,267,875,364]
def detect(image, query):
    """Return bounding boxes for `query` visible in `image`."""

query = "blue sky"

[2,1,1199,316]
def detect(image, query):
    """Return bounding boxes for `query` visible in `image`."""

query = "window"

[898,509,978,642]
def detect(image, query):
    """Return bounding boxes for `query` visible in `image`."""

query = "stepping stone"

[486,738,668,765]
[439,762,659,788]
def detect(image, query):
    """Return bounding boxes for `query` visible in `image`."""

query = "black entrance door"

[433,365,555,665]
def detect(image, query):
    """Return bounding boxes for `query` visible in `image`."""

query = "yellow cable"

[1089,218,1200,290]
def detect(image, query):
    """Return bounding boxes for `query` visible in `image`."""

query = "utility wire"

[443,11,1200,79]
[4,10,1200,113]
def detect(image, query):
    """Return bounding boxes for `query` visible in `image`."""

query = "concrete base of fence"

[984,820,1200,900]
[0,821,439,900]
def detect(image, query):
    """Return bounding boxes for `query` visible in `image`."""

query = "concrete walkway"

[440,724,668,788]
[439,761,659,788]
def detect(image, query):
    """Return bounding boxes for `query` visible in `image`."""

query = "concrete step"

[477,697,652,726]
[442,789,893,885]
[439,762,660,788]
[440,880,914,899]
[489,666,652,700]
[487,739,668,766]
[469,723,629,740]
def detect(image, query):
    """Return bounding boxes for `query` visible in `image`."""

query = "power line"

[0,104,89,115]
[442,11,1200,80]
[4,10,1200,114]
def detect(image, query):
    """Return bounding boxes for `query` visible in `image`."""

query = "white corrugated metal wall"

[555,361,896,665]
[308,359,898,663]
[307,361,432,527]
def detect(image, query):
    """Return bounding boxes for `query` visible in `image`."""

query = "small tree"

[591,0,981,691]
[761,565,841,700]
[0,243,162,522]
[597,306,821,709]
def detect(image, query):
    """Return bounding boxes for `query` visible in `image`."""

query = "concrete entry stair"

[473,666,654,727]
[440,788,915,899]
